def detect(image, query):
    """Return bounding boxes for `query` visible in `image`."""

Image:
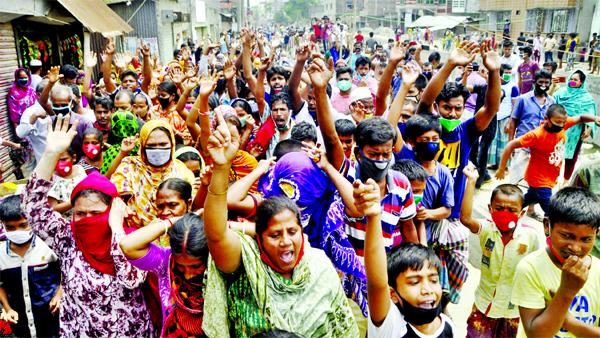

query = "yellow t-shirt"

[511,249,600,338]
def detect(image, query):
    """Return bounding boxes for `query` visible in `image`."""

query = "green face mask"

[413,194,423,205]
[337,79,352,92]
[239,115,247,128]
[503,73,512,82]
[439,118,461,132]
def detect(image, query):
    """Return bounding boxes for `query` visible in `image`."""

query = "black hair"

[115,89,135,106]
[387,243,442,289]
[65,83,81,98]
[423,62,433,68]
[428,52,441,63]
[72,189,112,206]
[290,122,318,144]
[158,81,180,102]
[270,91,292,110]
[522,46,533,57]
[534,69,552,82]
[158,178,192,204]
[35,80,48,95]
[355,117,397,149]
[336,66,353,79]
[500,63,512,75]
[391,159,428,182]
[543,61,558,73]
[94,95,114,111]
[252,330,305,338]
[414,74,429,92]
[82,128,104,146]
[0,195,24,223]
[569,32,577,38]
[546,104,567,118]
[502,40,513,48]
[223,114,243,135]
[169,213,209,262]
[308,83,332,98]
[549,187,600,230]
[355,56,372,69]
[369,32,374,37]
[120,70,138,83]
[267,66,291,82]
[173,49,181,58]
[273,139,304,160]
[405,113,442,143]
[231,99,252,116]
[134,92,150,105]
[572,70,586,83]
[435,81,470,104]
[29,65,42,74]
[255,196,302,237]
[491,184,524,208]
[65,145,77,159]
[335,119,356,137]
[59,64,78,79]
[376,44,383,49]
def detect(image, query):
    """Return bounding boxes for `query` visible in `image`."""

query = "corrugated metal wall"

[0,23,20,182]
[109,0,159,39]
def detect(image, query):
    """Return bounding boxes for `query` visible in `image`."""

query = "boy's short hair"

[535,69,553,81]
[405,113,441,143]
[549,187,600,230]
[435,81,470,105]
[336,66,353,79]
[546,104,567,118]
[59,64,78,80]
[0,195,24,223]
[267,66,291,82]
[428,52,441,63]
[355,56,372,69]
[290,122,318,144]
[414,74,429,91]
[270,91,292,110]
[522,46,533,57]
[491,184,524,208]
[543,61,558,73]
[94,95,114,111]
[503,40,514,48]
[273,139,303,159]
[391,159,428,182]
[500,63,512,75]
[355,117,397,149]
[387,243,442,289]
[335,119,356,137]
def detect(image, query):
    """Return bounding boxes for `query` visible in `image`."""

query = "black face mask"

[157,96,171,109]
[396,294,442,326]
[414,141,440,161]
[423,71,432,80]
[545,121,564,133]
[535,84,549,94]
[359,150,391,183]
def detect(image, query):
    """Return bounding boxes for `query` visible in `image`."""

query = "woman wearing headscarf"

[8,68,37,129]
[100,110,140,176]
[21,115,152,337]
[553,70,598,181]
[151,81,190,144]
[111,120,196,233]
[201,111,359,338]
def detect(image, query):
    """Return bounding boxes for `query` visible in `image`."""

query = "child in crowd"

[511,187,600,337]
[175,145,204,178]
[335,119,356,160]
[460,166,540,338]
[496,104,600,216]
[357,178,455,337]
[78,128,105,175]
[47,145,87,220]
[0,195,62,337]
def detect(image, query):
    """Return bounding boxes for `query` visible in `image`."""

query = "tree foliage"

[282,0,320,23]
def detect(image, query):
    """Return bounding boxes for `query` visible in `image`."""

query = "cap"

[335,59,347,67]
[350,87,372,102]
[30,59,42,67]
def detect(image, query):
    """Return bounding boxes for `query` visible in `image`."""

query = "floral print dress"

[21,172,153,338]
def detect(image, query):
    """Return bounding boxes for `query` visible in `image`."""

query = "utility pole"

[353,0,358,32]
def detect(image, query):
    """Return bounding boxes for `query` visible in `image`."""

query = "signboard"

[404,8,412,26]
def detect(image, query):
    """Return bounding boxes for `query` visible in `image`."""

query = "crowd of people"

[1,17,600,338]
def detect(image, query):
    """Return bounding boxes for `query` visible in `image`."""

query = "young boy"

[352,56,378,99]
[357,178,456,337]
[460,166,540,338]
[511,187,600,337]
[0,195,61,337]
[496,104,600,216]
[335,119,356,160]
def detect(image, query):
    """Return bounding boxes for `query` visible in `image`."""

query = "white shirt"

[30,74,42,91]
[533,37,543,51]
[500,53,522,82]
[16,101,48,165]
[367,302,456,338]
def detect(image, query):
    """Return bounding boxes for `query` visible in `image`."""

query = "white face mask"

[6,230,33,244]
[145,148,171,167]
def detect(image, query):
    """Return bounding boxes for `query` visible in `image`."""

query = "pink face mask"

[569,80,578,87]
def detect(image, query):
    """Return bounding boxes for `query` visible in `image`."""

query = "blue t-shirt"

[436,117,482,218]
[422,162,455,241]
[511,91,556,138]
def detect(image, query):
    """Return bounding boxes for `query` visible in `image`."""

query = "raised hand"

[199,164,214,186]
[230,39,241,53]
[139,39,151,57]
[258,56,272,72]
[270,35,281,49]
[169,68,183,85]
[207,109,241,167]
[350,100,368,124]
[246,115,256,131]
[198,70,218,97]
[247,141,266,158]
[240,28,252,46]
[108,197,133,233]
[401,63,420,86]
[148,84,157,100]
[184,65,199,80]
[183,77,199,92]
[101,51,108,64]
[123,51,133,66]
[113,53,126,70]
[389,41,406,64]
[44,114,79,157]
[301,141,329,169]
[448,41,479,67]
[353,179,382,217]
[255,157,276,174]
[306,57,334,90]
[85,51,97,69]
[295,43,311,63]
[47,66,63,83]
[480,39,501,72]
[223,59,237,80]
[120,134,138,154]
[462,165,479,181]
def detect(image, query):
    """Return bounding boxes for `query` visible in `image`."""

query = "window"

[439,0,446,4]
[525,9,544,32]
[495,11,511,31]
[550,9,572,32]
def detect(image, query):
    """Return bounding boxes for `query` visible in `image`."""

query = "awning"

[57,0,133,36]
[220,13,233,18]
[408,15,468,31]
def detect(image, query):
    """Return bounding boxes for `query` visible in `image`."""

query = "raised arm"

[569,114,600,126]
[376,42,405,116]
[204,110,242,273]
[176,76,199,121]
[474,39,502,132]
[460,166,482,233]
[120,218,173,260]
[187,73,218,151]
[307,56,346,170]
[223,59,238,100]
[290,44,311,112]
[82,51,97,102]
[388,64,419,153]
[103,38,117,94]
[104,135,138,179]
[140,40,152,94]
[40,66,62,115]
[227,157,273,215]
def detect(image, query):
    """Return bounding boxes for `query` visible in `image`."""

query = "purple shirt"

[465,73,487,112]
[129,244,172,320]
[517,61,540,94]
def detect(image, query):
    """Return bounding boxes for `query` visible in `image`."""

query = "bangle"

[207,187,229,195]
[162,218,173,236]
[198,110,210,116]
[242,221,246,235]
[191,106,199,112]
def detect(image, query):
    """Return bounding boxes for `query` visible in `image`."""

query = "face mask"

[413,194,423,207]
[6,230,33,245]
[569,80,578,87]
[536,85,548,93]
[491,210,519,232]
[423,71,432,80]
[239,115,247,128]
[83,144,101,159]
[55,160,73,176]
[145,148,172,167]
[439,118,461,132]
[414,141,440,161]
[217,78,227,88]
[52,100,73,115]
[157,97,171,109]
[398,122,407,137]
[185,103,193,111]
[502,74,512,82]
[18,78,28,86]
[338,79,352,92]
[545,121,564,133]
[396,294,442,326]
[359,150,391,182]
[546,226,566,264]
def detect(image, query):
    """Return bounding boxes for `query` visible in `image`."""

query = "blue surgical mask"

[51,99,73,115]
[18,78,28,86]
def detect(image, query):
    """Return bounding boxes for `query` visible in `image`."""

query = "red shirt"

[355,34,364,42]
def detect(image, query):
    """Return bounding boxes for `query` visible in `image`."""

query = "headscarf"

[174,146,205,172]
[258,153,369,316]
[553,70,597,159]
[131,56,141,71]
[8,68,37,124]
[163,259,205,337]
[100,110,140,175]
[110,120,196,231]
[70,171,120,275]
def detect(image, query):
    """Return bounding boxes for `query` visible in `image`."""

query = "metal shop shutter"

[0,22,19,182]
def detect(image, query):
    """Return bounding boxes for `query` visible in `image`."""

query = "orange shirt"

[520,117,576,188]
[152,105,189,137]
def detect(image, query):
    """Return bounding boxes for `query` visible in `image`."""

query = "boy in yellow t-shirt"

[511,187,600,338]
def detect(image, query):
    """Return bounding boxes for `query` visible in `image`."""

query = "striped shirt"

[340,158,416,262]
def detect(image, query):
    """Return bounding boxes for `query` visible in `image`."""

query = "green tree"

[274,11,288,24]
[283,0,320,22]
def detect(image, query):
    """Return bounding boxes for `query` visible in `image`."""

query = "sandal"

[527,211,544,222]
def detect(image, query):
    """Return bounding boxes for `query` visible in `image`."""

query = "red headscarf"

[70,171,120,275]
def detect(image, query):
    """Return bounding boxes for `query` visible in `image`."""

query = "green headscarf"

[100,110,140,175]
